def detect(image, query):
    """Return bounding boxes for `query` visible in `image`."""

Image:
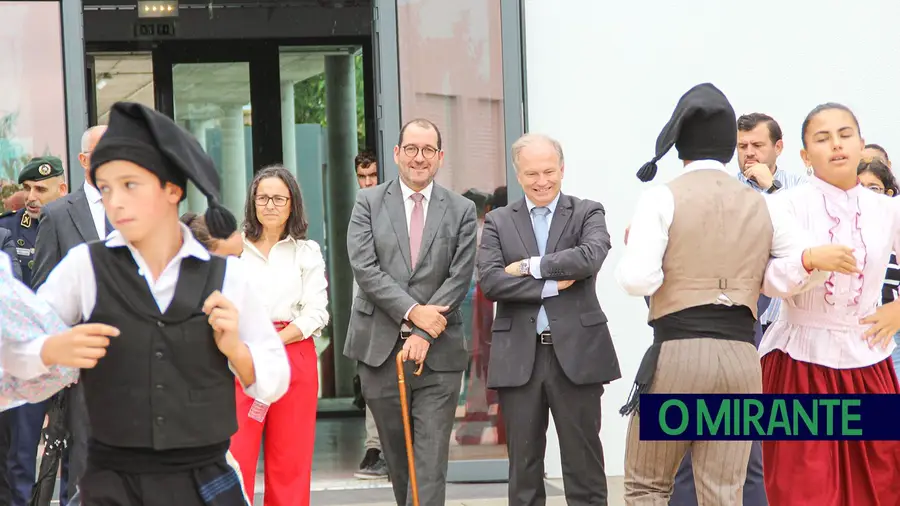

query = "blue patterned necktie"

[532,206,551,334]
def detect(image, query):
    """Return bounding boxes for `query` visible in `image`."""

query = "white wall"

[523,0,900,477]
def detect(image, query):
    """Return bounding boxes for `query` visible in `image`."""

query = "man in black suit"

[31,125,108,506]
[477,133,621,506]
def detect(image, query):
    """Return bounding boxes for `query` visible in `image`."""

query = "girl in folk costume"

[616,83,850,506]
[229,165,329,506]
[34,102,290,506]
[760,103,900,506]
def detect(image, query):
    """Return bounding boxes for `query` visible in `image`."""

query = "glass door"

[171,62,253,217]
[151,41,284,219]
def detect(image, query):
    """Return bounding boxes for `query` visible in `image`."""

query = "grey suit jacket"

[344,179,478,371]
[32,189,100,290]
[477,194,621,389]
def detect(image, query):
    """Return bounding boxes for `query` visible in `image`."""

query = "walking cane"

[396,352,424,506]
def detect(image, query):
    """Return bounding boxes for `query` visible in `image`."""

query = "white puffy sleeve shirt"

[240,236,330,339]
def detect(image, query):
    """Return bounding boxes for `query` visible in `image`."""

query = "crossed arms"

[478,201,611,302]
[347,190,478,342]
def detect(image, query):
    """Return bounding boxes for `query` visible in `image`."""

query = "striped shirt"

[882,253,900,305]
[736,167,808,325]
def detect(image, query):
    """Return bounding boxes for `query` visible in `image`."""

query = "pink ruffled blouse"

[760,176,900,369]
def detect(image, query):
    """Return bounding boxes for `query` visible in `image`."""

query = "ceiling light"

[137,1,178,18]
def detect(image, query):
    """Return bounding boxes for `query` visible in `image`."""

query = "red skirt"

[761,350,900,506]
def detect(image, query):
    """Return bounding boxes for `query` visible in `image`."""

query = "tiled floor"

[43,416,627,505]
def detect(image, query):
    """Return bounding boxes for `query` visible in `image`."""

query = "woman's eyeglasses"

[255,195,289,207]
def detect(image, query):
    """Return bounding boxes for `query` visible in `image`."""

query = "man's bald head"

[79,125,107,185]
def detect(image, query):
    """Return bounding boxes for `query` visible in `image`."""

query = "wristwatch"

[518,259,530,276]
[766,180,782,194]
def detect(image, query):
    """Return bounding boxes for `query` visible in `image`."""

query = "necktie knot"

[532,206,550,218]
[411,192,425,204]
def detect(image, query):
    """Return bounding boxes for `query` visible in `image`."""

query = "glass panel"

[0,1,68,210]
[277,46,368,404]
[396,0,508,461]
[92,52,155,126]
[172,62,253,218]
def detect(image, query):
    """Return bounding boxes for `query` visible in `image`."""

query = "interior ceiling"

[92,50,347,124]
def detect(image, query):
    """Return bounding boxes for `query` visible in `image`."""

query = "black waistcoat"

[84,241,237,450]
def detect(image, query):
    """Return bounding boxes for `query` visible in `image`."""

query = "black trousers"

[0,408,12,505]
[497,341,607,506]
[79,459,248,506]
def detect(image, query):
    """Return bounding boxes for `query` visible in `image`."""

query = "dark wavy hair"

[858,158,898,196]
[242,165,309,242]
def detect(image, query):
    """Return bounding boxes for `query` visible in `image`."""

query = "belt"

[538,331,552,345]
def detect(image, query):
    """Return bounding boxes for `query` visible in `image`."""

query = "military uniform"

[0,156,69,506]
[0,209,38,287]
[0,156,65,289]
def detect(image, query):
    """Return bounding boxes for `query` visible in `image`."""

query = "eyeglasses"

[402,145,439,160]
[864,184,886,194]
[254,195,289,207]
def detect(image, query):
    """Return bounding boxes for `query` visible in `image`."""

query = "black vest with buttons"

[84,241,237,451]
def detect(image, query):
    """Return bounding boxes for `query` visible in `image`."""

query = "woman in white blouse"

[228,165,329,506]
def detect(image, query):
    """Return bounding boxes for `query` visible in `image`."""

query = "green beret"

[18,156,64,184]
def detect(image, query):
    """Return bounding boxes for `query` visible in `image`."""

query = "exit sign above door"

[134,19,177,39]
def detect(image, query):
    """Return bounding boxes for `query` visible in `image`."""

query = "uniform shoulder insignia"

[0,210,15,219]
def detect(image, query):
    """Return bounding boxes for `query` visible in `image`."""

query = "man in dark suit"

[477,133,620,506]
[31,125,108,506]
[344,118,477,506]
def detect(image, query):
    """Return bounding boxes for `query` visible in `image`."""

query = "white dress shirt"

[240,236,330,339]
[616,160,824,298]
[398,178,434,319]
[33,224,290,404]
[83,181,107,239]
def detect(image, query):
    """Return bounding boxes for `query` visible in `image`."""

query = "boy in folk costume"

[33,102,290,506]
[615,83,853,506]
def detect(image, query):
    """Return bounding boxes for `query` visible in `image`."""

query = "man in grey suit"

[477,133,620,506]
[345,118,477,506]
[31,125,108,506]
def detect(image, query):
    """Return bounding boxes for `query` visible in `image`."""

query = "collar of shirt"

[241,233,297,260]
[525,191,561,215]
[808,173,863,200]
[684,159,730,175]
[105,222,211,264]
[83,181,102,204]
[398,178,434,202]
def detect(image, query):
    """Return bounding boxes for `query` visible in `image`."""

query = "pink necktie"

[409,193,425,268]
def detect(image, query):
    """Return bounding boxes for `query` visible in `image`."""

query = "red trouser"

[230,327,318,506]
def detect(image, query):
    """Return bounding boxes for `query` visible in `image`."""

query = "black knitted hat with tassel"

[636,83,737,182]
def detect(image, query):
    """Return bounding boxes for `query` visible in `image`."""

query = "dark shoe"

[354,448,388,480]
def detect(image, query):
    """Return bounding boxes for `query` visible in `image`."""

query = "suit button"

[155,351,164,359]
[155,384,164,390]
[156,416,165,425]
[529,317,535,323]
[157,321,165,328]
